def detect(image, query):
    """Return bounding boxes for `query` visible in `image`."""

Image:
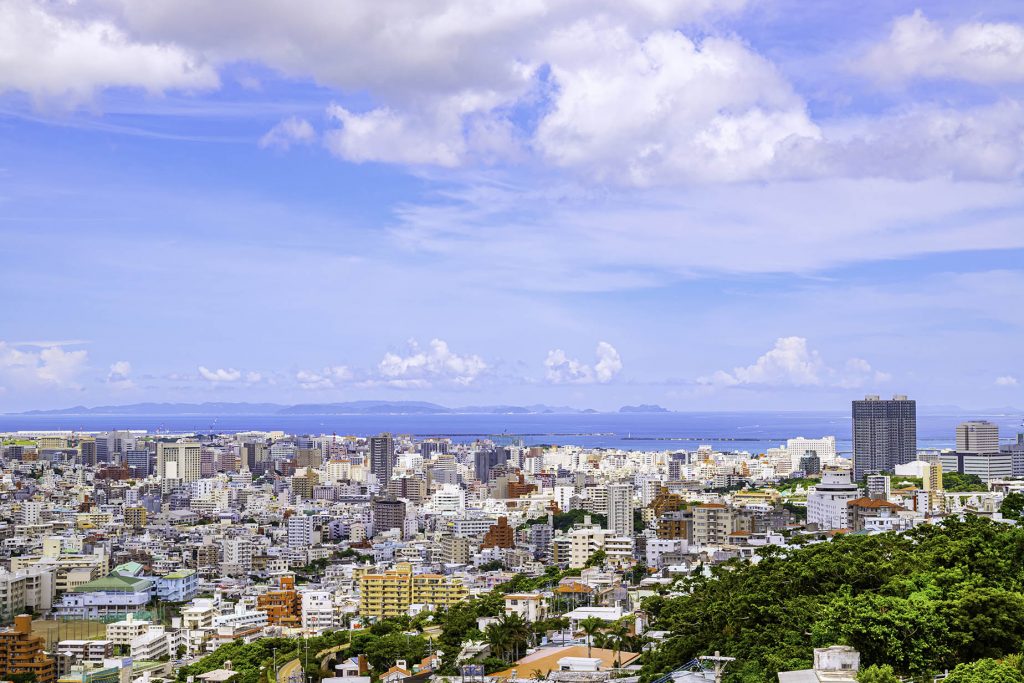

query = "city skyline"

[3,0,1024,412]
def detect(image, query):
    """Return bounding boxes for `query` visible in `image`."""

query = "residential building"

[606,483,634,538]
[369,434,395,485]
[358,563,467,617]
[0,614,56,683]
[852,395,916,480]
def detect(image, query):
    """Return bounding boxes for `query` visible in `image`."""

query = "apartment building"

[0,614,56,683]
[358,563,467,617]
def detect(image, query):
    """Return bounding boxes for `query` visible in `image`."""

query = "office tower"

[852,394,917,480]
[956,421,999,454]
[787,436,836,470]
[125,449,152,477]
[369,434,395,485]
[241,442,268,474]
[1002,434,1024,477]
[944,420,1010,482]
[94,437,109,464]
[606,483,634,537]
[79,438,97,467]
[419,439,450,457]
[474,448,508,483]
[156,441,202,491]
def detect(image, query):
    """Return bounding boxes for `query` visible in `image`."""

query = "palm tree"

[578,617,607,659]
[606,620,629,668]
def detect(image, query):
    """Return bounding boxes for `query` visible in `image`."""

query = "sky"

[1,0,1024,412]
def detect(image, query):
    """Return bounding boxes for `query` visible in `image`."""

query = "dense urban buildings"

[0,399,1021,683]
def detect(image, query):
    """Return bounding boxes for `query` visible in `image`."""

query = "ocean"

[2,411,1022,453]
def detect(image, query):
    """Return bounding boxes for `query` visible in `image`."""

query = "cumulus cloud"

[861,11,1024,85]
[258,117,316,150]
[701,337,889,389]
[0,340,88,388]
[545,341,622,384]
[296,366,353,390]
[197,366,242,382]
[378,339,486,386]
[996,375,1019,387]
[106,360,135,389]
[536,26,819,184]
[0,0,218,103]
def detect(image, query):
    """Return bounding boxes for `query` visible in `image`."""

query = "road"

[277,658,303,683]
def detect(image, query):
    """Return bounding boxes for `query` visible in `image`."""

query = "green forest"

[639,516,1024,682]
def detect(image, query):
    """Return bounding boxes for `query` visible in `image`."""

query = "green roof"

[162,569,196,580]
[112,562,145,576]
[74,574,152,593]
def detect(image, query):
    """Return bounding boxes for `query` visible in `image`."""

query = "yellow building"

[124,507,148,529]
[359,562,467,617]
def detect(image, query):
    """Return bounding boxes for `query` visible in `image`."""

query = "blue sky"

[1,0,1024,412]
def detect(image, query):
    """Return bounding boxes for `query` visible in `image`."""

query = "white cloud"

[701,337,889,389]
[197,366,242,382]
[106,360,135,389]
[378,339,486,386]
[0,0,218,104]
[996,375,1019,387]
[258,117,316,150]
[296,366,353,390]
[0,340,88,388]
[861,10,1024,85]
[545,341,622,384]
[536,25,819,184]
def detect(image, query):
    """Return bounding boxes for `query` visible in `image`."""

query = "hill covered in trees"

[640,517,1024,682]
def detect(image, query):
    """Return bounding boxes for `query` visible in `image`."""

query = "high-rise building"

[125,449,151,477]
[79,439,97,467]
[473,448,508,483]
[606,483,634,537]
[156,441,202,492]
[943,421,1010,483]
[852,395,917,480]
[369,434,395,485]
[372,497,406,537]
[956,421,999,454]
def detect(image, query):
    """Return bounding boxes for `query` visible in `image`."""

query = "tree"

[1001,493,1024,522]
[364,632,428,673]
[585,549,607,568]
[856,664,900,683]
[945,659,1024,683]
[606,619,630,667]
[943,472,986,492]
[579,617,607,658]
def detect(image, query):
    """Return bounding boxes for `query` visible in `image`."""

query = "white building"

[301,591,338,630]
[807,467,859,530]
[788,437,837,471]
[606,484,634,537]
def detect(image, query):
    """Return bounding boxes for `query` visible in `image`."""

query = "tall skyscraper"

[473,448,508,483]
[852,394,917,480]
[369,434,395,485]
[606,483,634,537]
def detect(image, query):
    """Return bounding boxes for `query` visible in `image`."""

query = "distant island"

[15,400,632,417]
[619,404,669,413]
